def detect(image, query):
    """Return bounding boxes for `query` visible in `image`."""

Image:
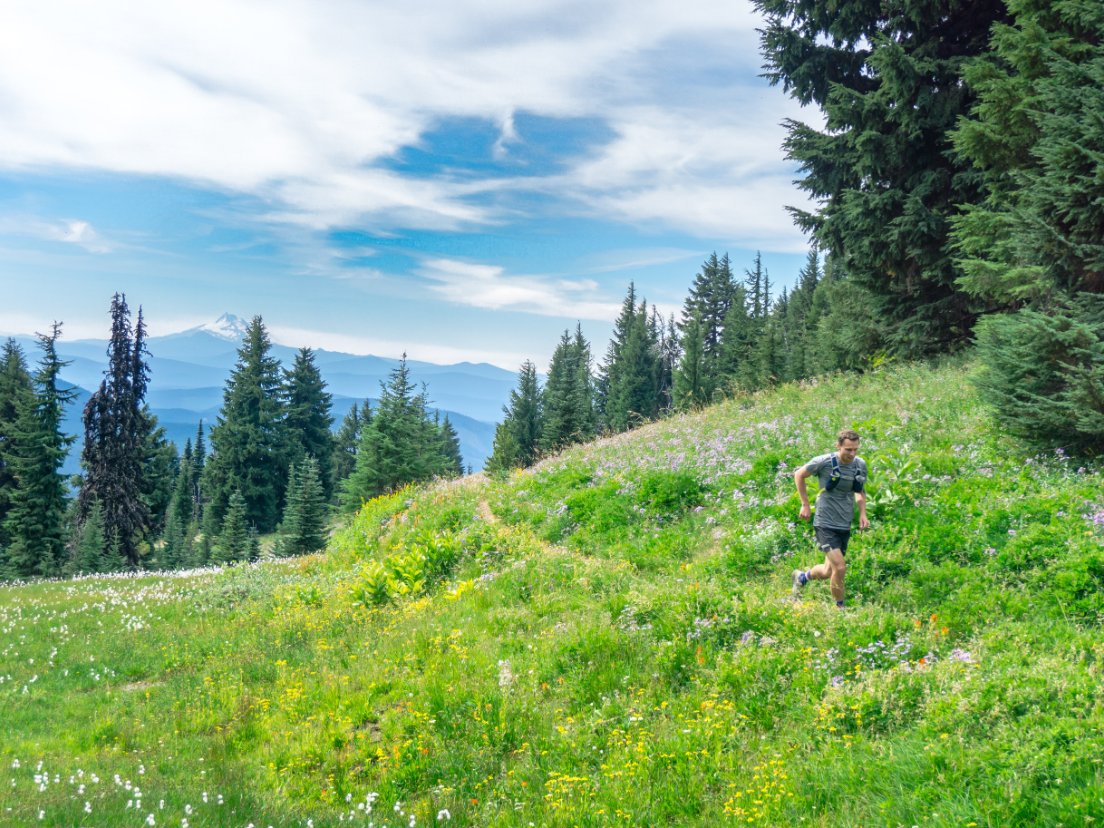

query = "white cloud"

[418,257,622,320]
[0,0,807,244]
[266,322,529,370]
[0,216,114,254]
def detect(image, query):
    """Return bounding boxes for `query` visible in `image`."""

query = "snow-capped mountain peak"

[189,313,249,340]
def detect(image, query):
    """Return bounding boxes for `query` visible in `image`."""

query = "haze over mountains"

[8,314,509,473]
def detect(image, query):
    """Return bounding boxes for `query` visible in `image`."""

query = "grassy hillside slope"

[2,361,1103,827]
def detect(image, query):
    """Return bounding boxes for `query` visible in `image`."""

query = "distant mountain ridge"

[5,315,510,472]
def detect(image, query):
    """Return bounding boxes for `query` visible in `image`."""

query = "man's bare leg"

[806,548,846,604]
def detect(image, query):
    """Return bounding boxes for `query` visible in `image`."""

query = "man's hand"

[859,514,870,530]
[794,467,812,521]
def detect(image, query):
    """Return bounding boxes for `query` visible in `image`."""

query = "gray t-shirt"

[804,453,867,530]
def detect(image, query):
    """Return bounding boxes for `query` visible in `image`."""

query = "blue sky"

[0,0,815,371]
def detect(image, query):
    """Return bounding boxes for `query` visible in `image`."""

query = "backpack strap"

[825,454,842,491]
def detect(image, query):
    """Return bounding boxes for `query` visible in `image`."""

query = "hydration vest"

[825,454,865,493]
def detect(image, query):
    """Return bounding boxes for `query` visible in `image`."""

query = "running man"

[791,429,869,608]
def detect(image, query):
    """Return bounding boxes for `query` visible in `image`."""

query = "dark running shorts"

[815,526,851,555]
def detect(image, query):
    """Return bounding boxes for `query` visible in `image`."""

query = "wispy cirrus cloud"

[418,257,621,321]
[0,0,805,245]
[0,216,115,254]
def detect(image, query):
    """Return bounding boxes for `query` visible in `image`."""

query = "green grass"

[3,360,1104,826]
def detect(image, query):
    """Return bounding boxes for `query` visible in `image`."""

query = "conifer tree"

[673,315,708,411]
[341,356,444,508]
[540,327,595,452]
[215,489,250,564]
[331,402,368,496]
[78,295,157,567]
[283,347,335,499]
[950,1,1104,452]
[204,316,288,533]
[275,456,328,557]
[72,500,106,576]
[718,284,753,390]
[0,340,33,560]
[438,415,464,478]
[753,0,1007,355]
[3,324,76,578]
[604,297,661,432]
[781,251,821,382]
[485,422,522,474]
[654,309,678,414]
[598,283,639,423]
[501,361,543,468]
[191,421,206,525]
[681,253,736,371]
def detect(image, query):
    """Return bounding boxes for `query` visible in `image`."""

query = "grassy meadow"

[2,360,1103,827]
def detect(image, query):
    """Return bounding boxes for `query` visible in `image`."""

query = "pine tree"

[275,456,328,557]
[680,253,737,391]
[341,356,444,508]
[782,250,821,382]
[78,296,157,567]
[73,500,106,575]
[655,309,678,415]
[283,348,335,499]
[191,421,206,525]
[438,415,464,478]
[0,340,33,560]
[503,361,543,467]
[718,284,753,390]
[331,402,368,496]
[204,316,288,533]
[604,298,661,432]
[598,283,638,423]
[673,315,708,411]
[754,0,1008,355]
[214,489,250,564]
[3,324,76,578]
[485,421,522,474]
[540,327,595,452]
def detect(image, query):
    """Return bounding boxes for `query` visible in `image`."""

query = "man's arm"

[794,466,813,521]
[855,490,869,530]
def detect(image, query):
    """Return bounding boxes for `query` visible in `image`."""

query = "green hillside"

[2,360,1102,827]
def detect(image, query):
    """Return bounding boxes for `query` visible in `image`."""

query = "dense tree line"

[0,306,464,581]
[487,247,859,473]
[753,0,1104,452]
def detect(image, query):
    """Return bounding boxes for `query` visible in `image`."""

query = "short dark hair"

[837,429,860,445]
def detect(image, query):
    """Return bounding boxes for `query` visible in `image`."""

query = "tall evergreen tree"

[190,421,206,526]
[438,415,464,478]
[604,297,661,432]
[781,250,822,382]
[214,489,250,564]
[3,324,76,578]
[950,0,1104,452]
[540,327,596,452]
[341,356,446,508]
[680,253,737,390]
[275,456,328,557]
[72,500,107,576]
[673,315,707,410]
[331,402,369,496]
[0,340,33,559]
[655,309,678,415]
[78,295,156,567]
[283,347,335,499]
[718,284,754,390]
[203,316,288,533]
[754,0,1009,355]
[598,283,639,423]
[486,358,545,473]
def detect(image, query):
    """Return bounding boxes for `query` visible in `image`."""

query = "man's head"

[836,429,860,463]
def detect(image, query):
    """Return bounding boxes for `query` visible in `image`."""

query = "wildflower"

[437,809,451,821]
